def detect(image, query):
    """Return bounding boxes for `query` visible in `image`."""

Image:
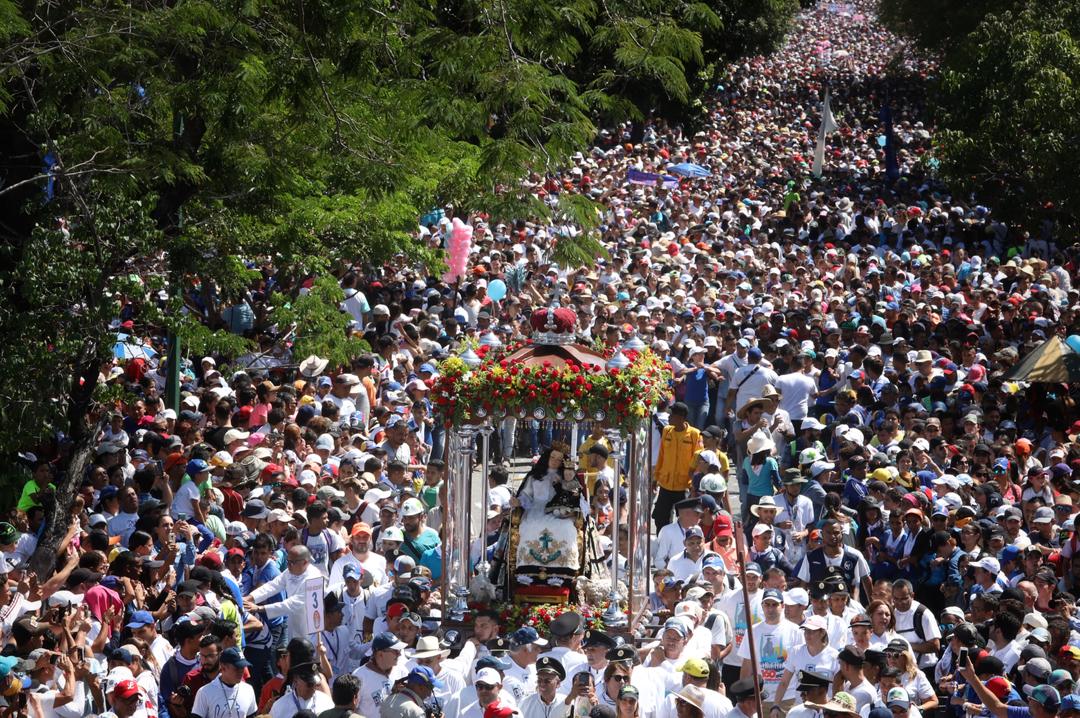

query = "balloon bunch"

[442,218,473,283]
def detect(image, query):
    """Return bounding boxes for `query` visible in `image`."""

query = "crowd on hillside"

[7,0,1080,717]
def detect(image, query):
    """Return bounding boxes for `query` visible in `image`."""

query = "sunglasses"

[611,674,631,683]
[476,683,498,690]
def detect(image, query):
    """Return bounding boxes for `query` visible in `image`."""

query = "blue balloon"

[487,279,507,302]
[1066,335,1080,354]
[877,135,887,147]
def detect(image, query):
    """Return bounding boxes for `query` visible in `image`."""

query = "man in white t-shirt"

[729,347,779,414]
[192,648,258,718]
[330,522,387,589]
[352,632,408,718]
[891,580,940,670]
[737,588,803,712]
[776,354,818,421]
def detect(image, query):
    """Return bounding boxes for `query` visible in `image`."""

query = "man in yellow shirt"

[653,403,703,531]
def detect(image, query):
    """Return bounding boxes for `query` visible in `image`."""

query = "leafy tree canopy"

[881,0,1080,231]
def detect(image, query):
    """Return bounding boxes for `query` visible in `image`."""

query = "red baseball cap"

[199,552,223,569]
[113,679,140,699]
[714,513,733,538]
[985,677,1010,700]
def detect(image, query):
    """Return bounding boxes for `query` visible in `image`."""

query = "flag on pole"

[812,89,838,177]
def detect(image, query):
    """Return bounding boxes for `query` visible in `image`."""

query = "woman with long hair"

[884,639,939,713]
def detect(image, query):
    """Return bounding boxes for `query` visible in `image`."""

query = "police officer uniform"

[518,657,569,718]
[570,631,616,687]
[536,612,588,694]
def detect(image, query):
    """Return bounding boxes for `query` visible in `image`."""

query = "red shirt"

[220,487,244,521]
[259,675,286,713]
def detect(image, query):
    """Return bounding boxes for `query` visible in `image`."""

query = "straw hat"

[674,685,707,711]
[406,636,450,660]
[298,355,329,377]
[737,397,771,420]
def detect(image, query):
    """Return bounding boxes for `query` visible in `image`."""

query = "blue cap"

[372,632,406,652]
[419,363,436,374]
[109,647,135,664]
[408,665,445,689]
[125,610,155,629]
[318,376,332,387]
[748,347,763,360]
[999,545,1022,563]
[993,457,1010,471]
[476,654,511,671]
[221,646,252,668]
[510,627,547,648]
[1060,695,1080,713]
[745,562,763,576]
[99,485,119,500]
[762,588,784,603]
[342,564,362,580]
[186,459,210,476]
[385,381,403,392]
[702,554,726,570]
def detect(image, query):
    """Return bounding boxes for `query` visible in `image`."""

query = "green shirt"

[17,480,53,512]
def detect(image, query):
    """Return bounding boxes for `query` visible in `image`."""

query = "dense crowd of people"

[6,0,1080,717]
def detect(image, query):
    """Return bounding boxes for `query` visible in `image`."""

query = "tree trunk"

[28,358,100,578]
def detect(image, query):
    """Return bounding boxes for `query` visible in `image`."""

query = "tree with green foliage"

[0,0,797,574]
[881,0,1080,231]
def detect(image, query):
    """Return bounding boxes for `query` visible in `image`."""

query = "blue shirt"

[241,559,284,627]
[684,368,710,404]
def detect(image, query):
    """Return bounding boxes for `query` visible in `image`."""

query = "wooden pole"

[734,519,764,718]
